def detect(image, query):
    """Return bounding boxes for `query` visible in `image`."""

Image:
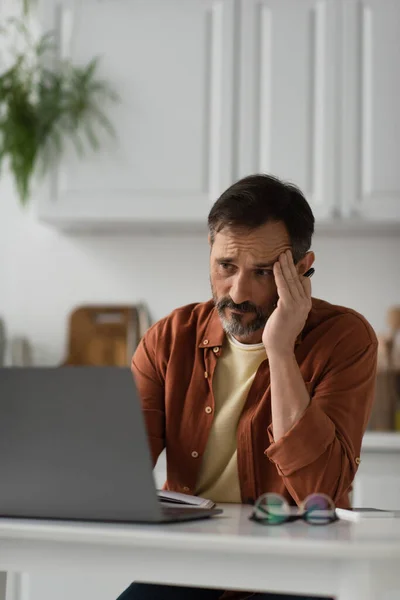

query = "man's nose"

[230,274,252,306]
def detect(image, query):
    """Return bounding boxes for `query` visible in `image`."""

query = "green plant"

[23,0,31,16]
[0,15,119,205]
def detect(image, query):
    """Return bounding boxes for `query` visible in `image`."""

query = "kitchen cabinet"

[352,433,400,510]
[35,0,400,230]
[237,0,339,221]
[340,0,400,221]
[37,0,237,229]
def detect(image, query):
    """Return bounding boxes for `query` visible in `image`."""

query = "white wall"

[1,170,399,365]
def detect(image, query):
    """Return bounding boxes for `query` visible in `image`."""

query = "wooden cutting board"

[62,304,150,367]
[369,306,400,431]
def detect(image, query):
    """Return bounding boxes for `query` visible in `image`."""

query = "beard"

[211,285,274,340]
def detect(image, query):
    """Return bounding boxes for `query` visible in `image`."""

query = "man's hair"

[208,174,315,263]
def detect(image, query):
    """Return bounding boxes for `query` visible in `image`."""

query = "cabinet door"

[37,0,237,228]
[341,0,400,220]
[352,451,400,510]
[237,0,339,221]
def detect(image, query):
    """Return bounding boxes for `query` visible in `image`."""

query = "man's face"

[210,221,292,344]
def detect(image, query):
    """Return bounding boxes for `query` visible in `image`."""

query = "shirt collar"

[198,306,226,348]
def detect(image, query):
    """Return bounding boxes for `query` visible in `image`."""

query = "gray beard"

[211,284,270,340]
[217,308,267,339]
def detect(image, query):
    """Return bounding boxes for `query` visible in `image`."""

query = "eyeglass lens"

[253,493,291,524]
[302,494,336,525]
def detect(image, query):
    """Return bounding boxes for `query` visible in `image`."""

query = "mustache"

[216,297,262,315]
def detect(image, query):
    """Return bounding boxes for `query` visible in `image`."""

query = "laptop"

[0,367,223,524]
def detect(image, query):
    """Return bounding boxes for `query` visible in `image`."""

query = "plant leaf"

[36,31,58,57]
[0,34,118,205]
[89,104,116,137]
[83,120,100,150]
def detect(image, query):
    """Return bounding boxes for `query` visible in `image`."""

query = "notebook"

[158,490,215,510]
[335,507,398,522]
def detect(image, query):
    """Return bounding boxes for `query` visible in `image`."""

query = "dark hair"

[208,173,315,263]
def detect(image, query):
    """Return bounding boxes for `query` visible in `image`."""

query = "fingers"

[301,270,312,298]
[275,250,313,306]
[273,260,292,304]
[279,250,304,300]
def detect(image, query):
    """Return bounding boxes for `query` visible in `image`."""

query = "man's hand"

[262,249,312,355]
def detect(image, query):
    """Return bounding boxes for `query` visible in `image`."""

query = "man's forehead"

[212,223,291,260]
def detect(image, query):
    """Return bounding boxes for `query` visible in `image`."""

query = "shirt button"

[203,339,209,345]
[355,457,361,465]
[191,451,199,458]
[183,486,190,492]
[204,371,209,378]
[205,406,212,414]
[213,347,219,353]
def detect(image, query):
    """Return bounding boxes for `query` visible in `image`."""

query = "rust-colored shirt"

[131,297,378,509]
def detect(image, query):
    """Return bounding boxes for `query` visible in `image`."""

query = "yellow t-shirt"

[195,334,266,503]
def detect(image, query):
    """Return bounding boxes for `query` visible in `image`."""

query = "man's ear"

[297,251,315,275]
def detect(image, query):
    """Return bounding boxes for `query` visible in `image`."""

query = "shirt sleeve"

[265,324,378,506]
[131,326,165,466]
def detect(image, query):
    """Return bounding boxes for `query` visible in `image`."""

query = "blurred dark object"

[0,319,5,366]
[62,304,151,367]
[0,319,33,366]
[10,337,33,366]
[369,306,400,431]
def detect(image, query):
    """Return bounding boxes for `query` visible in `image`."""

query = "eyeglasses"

[249,492,338,526]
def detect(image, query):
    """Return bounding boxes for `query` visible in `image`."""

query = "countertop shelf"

[362,432,400,451]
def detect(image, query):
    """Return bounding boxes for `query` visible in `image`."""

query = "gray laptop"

[0,367,223,524]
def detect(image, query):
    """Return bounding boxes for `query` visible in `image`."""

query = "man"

[118,174,378,600]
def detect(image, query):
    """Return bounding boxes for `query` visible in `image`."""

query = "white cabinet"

[340,0,400,220]
[353,433,400,510]
[35,0,400,229]
[237,0,339,221]
[37,0,237,228]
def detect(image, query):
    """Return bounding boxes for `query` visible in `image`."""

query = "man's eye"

[219,262,232,270]
[255,269,273,277]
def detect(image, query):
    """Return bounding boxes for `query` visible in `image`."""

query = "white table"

[0,504,400,600]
